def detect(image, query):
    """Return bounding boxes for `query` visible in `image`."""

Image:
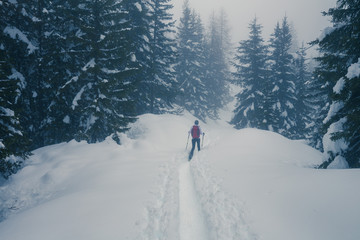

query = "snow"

[85,114,98,130]
[322,117,349,169]
[72,85,86,110]
[179,163,208,240]
[323,101,344,124]
[272,85,279,92]
[328,155,349,169]
[1,112,360,240]
[82,58,96,71]
[134,2,142,12]
[0,107,15,117]
[243,103,254,117]
[61,76,79,89]
[75,29,85,38]
[62,115,70,124]
[333,77,345,94]
[285,100,294,109]
[318,26,336,42]
[3,26,37,54]
[346,58,360,80]
[9,68,26,89]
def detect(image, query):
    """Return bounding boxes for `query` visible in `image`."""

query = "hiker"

[188,120,204,160]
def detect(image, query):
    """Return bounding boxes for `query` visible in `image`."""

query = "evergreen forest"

[1,0,359,178]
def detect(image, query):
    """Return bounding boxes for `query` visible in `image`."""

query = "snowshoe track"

[137,151,256,240]
[190,153,256,240]
[179,162,208,240]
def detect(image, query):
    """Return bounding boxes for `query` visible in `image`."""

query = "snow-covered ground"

[0,111,360,240]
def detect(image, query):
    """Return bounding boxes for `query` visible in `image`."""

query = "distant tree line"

[231,16,314,141]
[231,0,360,168]
[0,0,231,178]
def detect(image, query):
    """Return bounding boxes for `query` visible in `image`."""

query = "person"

[188,120,204,160]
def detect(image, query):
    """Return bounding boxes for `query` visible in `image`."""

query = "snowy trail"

[179,162,208,240]
[137,144,255,240]
[2,114,358,240]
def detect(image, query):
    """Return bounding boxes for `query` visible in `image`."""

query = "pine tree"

[231,17,270,129]
[75,0,141,143]
[39,0,80,145]
[176,1,208,121]
[314,0,360,168]
[11,0,47,148]
[29,0,72,147]
[203,12,231,119]
[0,0,30,178]
[268,17,298,138]
[0,0,69,149]
[293,44,312,140]
[293,44,325,147]
[135,0,178,114]
[1,1,35,152]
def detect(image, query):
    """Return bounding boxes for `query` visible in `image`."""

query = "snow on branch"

[346,58,360,80]
[333,77,345,94]
[82,58,96,71]
[323,101,344,124]
[3,26,37,54]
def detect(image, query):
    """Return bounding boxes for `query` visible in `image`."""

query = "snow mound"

[1,113,359,240]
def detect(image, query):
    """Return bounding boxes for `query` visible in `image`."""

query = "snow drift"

[0,113,359,240]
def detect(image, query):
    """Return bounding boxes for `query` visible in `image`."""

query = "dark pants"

[191,138,200,154]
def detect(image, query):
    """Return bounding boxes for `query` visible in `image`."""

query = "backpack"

[191,125,200,139]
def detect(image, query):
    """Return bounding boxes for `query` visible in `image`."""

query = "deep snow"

[0,111,359,240]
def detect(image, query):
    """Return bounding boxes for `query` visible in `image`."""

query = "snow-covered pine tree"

[1,0,72,149]
[0,1,30,178]
[175,1,208,121]
[24,0,74,148]
[292,44,312,140]
[293,44,324,147]
[268,17,299,139]
[1,1,36,150]
[314,0,360,168]
[217,9,232,65]
[231,17,270,130]
[135,0,178,114]
[60,0,139,143]
[7,0,53,148]
[38,0,80,145]
[203,11,231,119]
[217,9,232,101]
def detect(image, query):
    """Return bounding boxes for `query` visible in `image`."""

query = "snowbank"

[0,113,359,240]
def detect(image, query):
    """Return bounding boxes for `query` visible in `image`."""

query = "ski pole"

[186,132,190,150]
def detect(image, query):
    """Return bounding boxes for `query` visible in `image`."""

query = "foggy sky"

[171,0,337,53]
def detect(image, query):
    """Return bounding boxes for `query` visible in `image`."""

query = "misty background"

[172,0,336,54]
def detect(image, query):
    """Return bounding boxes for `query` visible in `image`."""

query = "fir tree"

[268,17,298,138]
[176,1,208,121]
[293,44,325,147]
[29,0,72,147]
[40,0,80,145]
[203,12,231,119]
[11,0,48,148]
[0,0,30,178]
[314,0,360,168]
[136,0,178,114]
[56,0,140,143]
[231,17,270,130]
[293,44,312,140]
